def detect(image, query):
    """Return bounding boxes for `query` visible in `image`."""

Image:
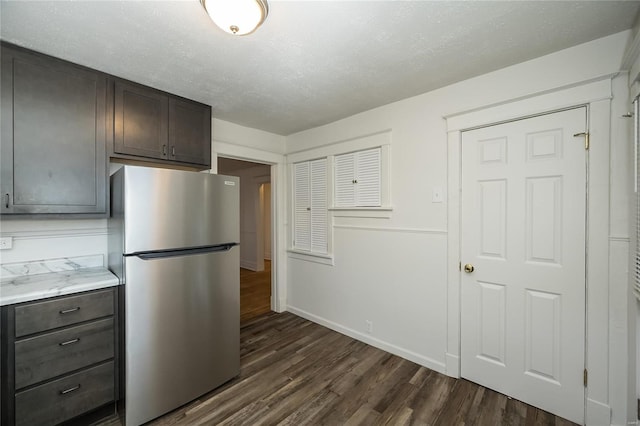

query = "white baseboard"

[586,398,611,426]
[240,260,258,271]
[445,353,460,378]
[286,305,446,374]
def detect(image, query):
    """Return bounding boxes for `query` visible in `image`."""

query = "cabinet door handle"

[4,193,8,209]
[172,146,176,156]
[59,307,80,315]
[60,384,81,395]
[162,145,167,156]
[59,338,80,346]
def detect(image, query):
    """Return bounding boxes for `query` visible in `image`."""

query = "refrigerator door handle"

[131,243,238,260]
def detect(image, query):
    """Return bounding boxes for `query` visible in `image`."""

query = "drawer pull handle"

[59,384,81,395]
[59,338,80,346]
[59,307,80,315]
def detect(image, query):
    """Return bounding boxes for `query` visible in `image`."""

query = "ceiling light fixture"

[200,0,269,36]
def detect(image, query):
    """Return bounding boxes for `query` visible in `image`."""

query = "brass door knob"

[464,264,475,273]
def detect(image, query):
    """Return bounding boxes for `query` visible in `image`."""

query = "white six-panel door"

[460,107,587,423]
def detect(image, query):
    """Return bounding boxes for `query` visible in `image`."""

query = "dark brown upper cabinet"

[169,97,211,166]
[0,44,108,216]
[114,80,169,161]
[112,79,211,168]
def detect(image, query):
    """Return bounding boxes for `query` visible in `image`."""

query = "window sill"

[287,249,334,266]
[329,206,393,218]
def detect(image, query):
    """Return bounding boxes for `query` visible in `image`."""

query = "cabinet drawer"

[15,318,114,389]
[15,361,114,426]
[15,288,114,337]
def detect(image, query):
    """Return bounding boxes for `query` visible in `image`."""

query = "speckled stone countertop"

[0,255,119,306]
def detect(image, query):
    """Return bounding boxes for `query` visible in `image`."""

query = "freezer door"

[124,248,239,426]
[121,166,239,253]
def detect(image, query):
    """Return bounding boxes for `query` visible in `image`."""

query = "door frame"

[445,79,613,425]
[211,141,287,313]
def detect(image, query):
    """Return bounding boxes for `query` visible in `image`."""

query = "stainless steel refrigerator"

[108,165,240,426]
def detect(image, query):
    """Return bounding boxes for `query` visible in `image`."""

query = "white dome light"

[201,0,269,36]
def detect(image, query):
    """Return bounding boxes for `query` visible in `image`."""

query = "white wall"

[218,163,270,271]
[285,30,633,425]
[212,118,286,157]
[0,219,108,266]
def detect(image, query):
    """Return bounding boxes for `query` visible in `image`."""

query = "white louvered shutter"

[334,152,355,207]
[294,162,310,251]
[334,147,381,208]
[310,158,328,254]
[355,147,381,207]
[634,98,640,300]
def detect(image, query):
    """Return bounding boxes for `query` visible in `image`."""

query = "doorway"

[460,107,587,423]
[218,157,273,323]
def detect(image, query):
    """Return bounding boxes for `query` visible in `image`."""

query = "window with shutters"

[293,158,328,255]
[334,147,382,208]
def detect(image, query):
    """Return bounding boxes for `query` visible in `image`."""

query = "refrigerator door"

[121,166,239,254]
[124,248,239,426]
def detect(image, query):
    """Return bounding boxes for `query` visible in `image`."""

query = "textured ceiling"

[1,1,639,136]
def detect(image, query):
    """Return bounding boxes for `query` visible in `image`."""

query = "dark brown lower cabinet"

[15,361,115,426]
[1,288,119,425]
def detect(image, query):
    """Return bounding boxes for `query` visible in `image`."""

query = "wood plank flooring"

[240,260,272,324]
[100,312,577,426]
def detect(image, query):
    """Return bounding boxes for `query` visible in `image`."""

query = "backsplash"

[0,219,108,264]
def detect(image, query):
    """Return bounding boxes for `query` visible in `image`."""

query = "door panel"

[461,107,586,424]
[477,281,506,366]
[525,290,561,383]
[478,179,507,259]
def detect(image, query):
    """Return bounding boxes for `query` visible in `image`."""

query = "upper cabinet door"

[114,80,169,160]
[0,45,108,215]
[168,97,211,167]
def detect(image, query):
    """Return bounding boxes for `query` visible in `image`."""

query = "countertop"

[0,255,119,306]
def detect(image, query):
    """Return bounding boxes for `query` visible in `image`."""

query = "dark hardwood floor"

[100,311,577,426]
[240,260,272,324]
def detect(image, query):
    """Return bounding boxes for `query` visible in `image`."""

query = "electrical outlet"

[0,237,13,250]
[365,320,373,334]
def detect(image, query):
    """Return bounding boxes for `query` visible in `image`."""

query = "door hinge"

[583,369,588,387]
[573,132,590,151]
